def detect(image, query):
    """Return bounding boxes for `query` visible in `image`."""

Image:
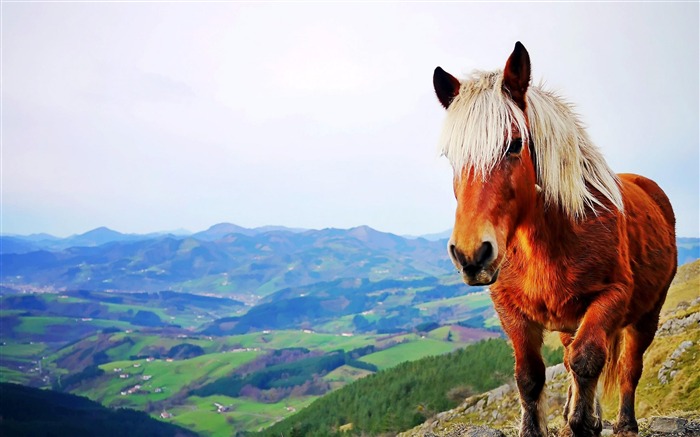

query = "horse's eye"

[507,138,523,155]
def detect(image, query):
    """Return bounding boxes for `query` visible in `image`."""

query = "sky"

[2,2,699,238]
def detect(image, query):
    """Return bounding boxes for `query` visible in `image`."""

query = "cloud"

[2,2,698,237]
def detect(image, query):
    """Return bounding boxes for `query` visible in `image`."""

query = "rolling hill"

[0,224,697,436]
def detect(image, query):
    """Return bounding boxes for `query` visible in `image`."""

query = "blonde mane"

[439,69,623,220]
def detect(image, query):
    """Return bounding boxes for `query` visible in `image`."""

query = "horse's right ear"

[434,67,460,109]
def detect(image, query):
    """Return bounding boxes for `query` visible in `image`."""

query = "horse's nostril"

[475,241,493,267]
[449,244,468,268]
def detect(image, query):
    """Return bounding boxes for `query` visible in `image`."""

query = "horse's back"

[618,173,677,318]
[620,173,675,228]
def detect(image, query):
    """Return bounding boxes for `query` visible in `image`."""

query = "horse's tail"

[601,330,622,398]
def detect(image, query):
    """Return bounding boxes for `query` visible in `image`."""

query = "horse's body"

[433,43,676,437]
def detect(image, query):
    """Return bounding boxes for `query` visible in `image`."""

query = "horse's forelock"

[438,70,623,219]
[439,70,529,179]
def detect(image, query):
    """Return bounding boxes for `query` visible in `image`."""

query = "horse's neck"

[513,202,578,260]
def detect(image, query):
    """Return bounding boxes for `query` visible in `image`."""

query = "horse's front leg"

[502,317,547,437]
[562,290,625,437]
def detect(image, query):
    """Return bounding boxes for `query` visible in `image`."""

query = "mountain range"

[2,224,697,300]
[0,224,454,300]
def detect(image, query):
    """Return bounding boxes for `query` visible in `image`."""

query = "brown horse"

[433,42,676,437]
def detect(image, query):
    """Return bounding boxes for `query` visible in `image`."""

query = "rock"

[658,312,700,336]
[649,416,688,433]
[657,340,695,385]
[671,341,694,359]
[423,423,505,437]
[463,425,506,437]
[545,363,567,380]
[487,384,512,404]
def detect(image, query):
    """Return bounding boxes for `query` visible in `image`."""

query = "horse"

[432,42,677,437]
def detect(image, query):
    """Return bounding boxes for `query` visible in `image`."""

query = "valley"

[0,224,697,436]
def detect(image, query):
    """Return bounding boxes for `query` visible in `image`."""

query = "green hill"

[253,339,518,436]
[0,382,196,436]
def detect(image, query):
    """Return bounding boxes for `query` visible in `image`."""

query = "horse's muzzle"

[462,267,499,286]
[449,240,499,286]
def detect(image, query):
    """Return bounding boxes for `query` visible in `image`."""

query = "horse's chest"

[522,293,581,332]
[494,273,584,333]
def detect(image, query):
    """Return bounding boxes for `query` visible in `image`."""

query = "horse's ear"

[433,67,461,109]
[503,41,531,110]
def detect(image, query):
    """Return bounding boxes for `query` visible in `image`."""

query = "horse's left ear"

[503,41,531,110]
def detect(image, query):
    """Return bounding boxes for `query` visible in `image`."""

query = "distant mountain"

[4,223,309,252]
[12,232,61,242]
[417,229,452,241]
[192,222,307,240]
[0,237,39,254]
[64,226,133,247]
[2,225,695,297]
[1,226,453,297]
[2,227,157,252]
[192,222,254,240]
[677,237,700,265]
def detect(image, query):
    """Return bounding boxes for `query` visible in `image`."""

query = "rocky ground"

[399,297,700,437]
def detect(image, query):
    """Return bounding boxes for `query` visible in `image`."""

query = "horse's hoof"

[612,420,638,436]
[560,420,603,437]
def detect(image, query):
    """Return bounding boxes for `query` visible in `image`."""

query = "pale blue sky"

[3,2,698,237]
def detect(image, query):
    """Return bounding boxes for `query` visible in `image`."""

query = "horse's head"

[434,42,538,286]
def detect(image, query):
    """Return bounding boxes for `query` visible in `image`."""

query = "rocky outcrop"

[400,300,700,437]
[658,311,700,337]
[647,417,699,435]
[658,340,694,385]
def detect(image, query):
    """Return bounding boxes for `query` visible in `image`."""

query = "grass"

[359,338,460,370]
[416,290,495,324]
[166,394,317,436]
[315,315,356,333]
[103,332,221,359]
[0,366,34,385]
[75,350,261,408]
[662,260,700,316]
[222,330,376,353]
[323,365,374,389]
[418,290,493,311]
[0,341,49,359]
[12,316,134,337]
[598,317,700,420]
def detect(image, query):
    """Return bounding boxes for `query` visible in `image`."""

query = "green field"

[167,394,317,436]
[222,330,376,352]
[0,341,48,359]
[323,365,374,389]
[359,338,460,370]
[11,316,135,337]
[74,351,260,409]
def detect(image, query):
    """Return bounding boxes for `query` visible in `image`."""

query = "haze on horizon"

[3,2,699,238]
